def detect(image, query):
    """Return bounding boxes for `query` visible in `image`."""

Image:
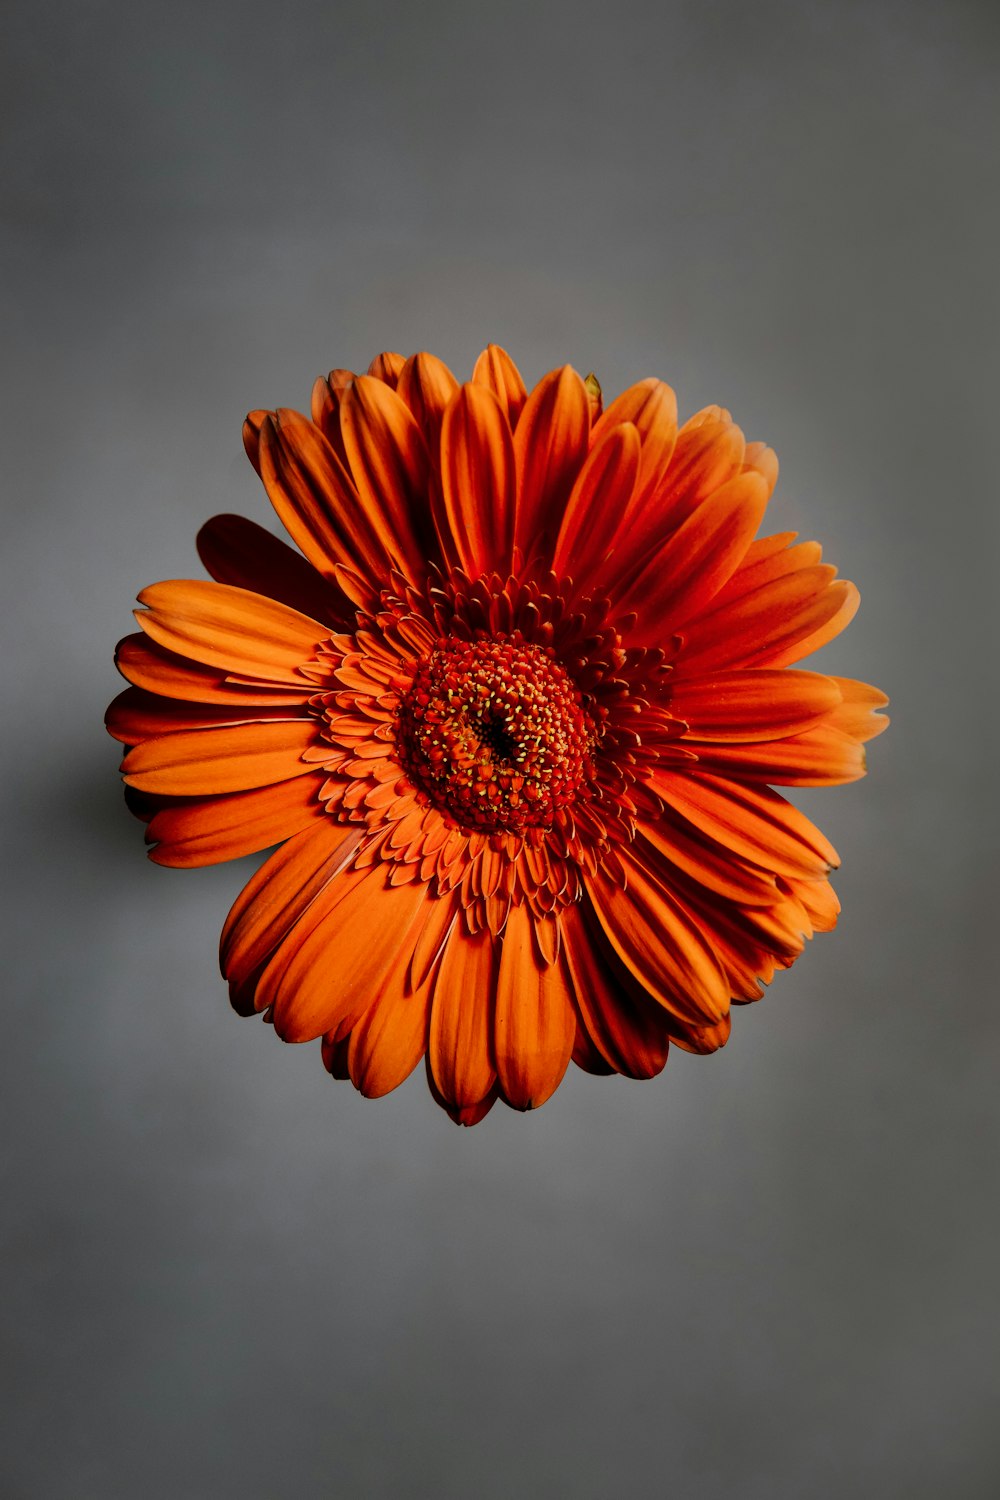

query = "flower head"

[107,347,887,1124]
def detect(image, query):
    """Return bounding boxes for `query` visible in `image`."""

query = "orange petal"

[428,924,497,1108]
[827,677,890,742]
[471,344,527,428]
[242,410,267,477]
[259,407,388,581]
[367,351,406,387]
[653,413,746,529]
[513,366,590,557]
[147,778,326,867]
[676,568,855,675]
[397,352,459,453]
[585,848,730,1026]
[617,470,768,635]
[339,375,437,580]
[561,903,670,1079]
[591,377,678,517]
[346,940,435,1098]
[494,904,575,1110]
[136,579,327,684]
[651,771,839,877]
[684,726,866,785]
[106,686,307,745]
[121,720,318,795]
[551,422,641,579]
[196,513,349,627]
[310,368,354,468]
[742,441,779,497]
[667,669,842,741]
[114,632,312,706]
[438,382,516,577]
[261,864,431,1043]
[220,820,362,997]
[635,816,780,906]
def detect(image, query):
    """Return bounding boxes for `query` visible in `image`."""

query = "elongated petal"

[428,924,497,1108]
[310,368,354,467]
[220,821,362,994]
[114,633,313,706]
[147,778,326,867]
[561,903,670,1079]
[439,382,515,576]
[618,471,768,635]
[513,366,590,555]
[259,407,388,581]
[652,771,839,877]
[635,816,780,906]
[494,904,575,1109]
[196,513,349,626]
[585,849,730,1026]
[121,720,317,795]
[668,669,842,741]
[136,579,327,684]
[261,865,431,1042]
[346,974,431,1099]
[106,686,307,745]
[551,422,641,579]
[472,344,527,427]
[397,351,459,451]
[591,378,678,516]
[686,725,866,785]
[339,375,436,579]
[676,568,856,675]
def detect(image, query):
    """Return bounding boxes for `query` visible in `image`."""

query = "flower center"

[397,634,593,833]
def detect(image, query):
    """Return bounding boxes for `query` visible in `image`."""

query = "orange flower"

[107,347,888,1124]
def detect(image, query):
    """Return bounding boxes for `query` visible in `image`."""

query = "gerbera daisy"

[107,346,887,1125]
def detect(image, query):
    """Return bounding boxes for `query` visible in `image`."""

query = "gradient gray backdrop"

[4,2,997,1495]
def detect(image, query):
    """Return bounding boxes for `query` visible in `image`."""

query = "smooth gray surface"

[3,2,997,1496]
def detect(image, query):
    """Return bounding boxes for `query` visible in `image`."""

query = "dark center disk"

[397,634,593,833]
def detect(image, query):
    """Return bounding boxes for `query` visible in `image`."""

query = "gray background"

[3,1,997,1495]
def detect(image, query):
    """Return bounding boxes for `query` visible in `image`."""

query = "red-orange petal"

[827,677,890,742]
[428,924,497,1108]
[668,669,842,741]
[339,375,437,579]
[147,778,326,867]
[220,820,362,997]
[617,470,768,636]
[135,579,327,684]
[561,903,670,1079]
[262,864,431,1043]
[345,921,436,1098]
[471,344,527,428]
[121,720,318,795]
[685,726,866,785]
[551,422,641,580]
[106,686,307,745]
[585,848,730,1027]
[676,568,856,675]
[367,351,406,387]
[513,366,590,557]
[196,513,349,627]
[494,904,575,1110]
[438,382,516,577]
[397,351,459,454]
[591,378,678,518]
[259,408,388,582]
[652,771,840,877]
[114,633,313,706]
